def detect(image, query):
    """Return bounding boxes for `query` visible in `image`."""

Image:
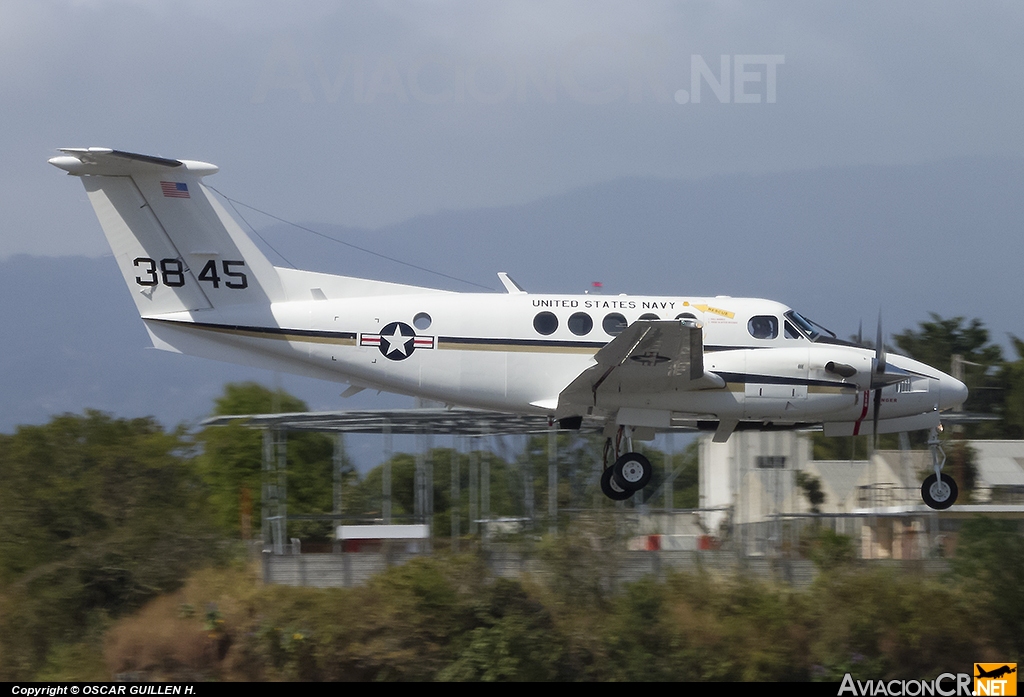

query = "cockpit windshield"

[784,311,836,343]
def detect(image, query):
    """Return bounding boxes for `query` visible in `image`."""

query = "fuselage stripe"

[146,318,856,392]
[714,372,856,390]
[147,318,357,345]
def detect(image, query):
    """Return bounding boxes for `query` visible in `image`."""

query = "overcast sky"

[5,1,1023,258]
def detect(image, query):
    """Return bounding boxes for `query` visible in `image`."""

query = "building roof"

[969,440,1024,487]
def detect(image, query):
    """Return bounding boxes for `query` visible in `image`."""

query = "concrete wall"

[263,549,950,590]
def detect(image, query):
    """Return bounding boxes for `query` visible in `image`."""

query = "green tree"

[628,439,700,509]
[664,439,700,509]
[795,471,826,513]
[806,568,986,680]
[438,577,563,681]
[0,411,220,679]
[516,432,602,516]
[194,383,343,540]
[997,336,1024,439]
[951,517,1024,657]
[347,447,521,536]
[805,528,855,571]
[893,314,1004,436]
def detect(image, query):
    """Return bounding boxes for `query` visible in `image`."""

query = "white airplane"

[50,147,969,509]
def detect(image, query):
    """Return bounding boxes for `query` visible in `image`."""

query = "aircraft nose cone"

[939,375,969,411]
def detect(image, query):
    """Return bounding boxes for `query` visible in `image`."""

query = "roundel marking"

[378,321,417,360]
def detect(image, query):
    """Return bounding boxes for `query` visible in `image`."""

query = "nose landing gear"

[921,426,958,510]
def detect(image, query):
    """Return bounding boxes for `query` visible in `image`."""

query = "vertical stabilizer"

[50,148,283,316]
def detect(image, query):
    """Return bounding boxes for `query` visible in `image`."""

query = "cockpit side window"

[784,311,823,342]
[747,315,779,340]
[784,320,801,339]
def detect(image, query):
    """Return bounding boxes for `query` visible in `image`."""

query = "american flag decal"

[160,181,190,198]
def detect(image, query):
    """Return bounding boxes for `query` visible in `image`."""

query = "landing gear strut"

[921,426,958,510]
[599,426,652,500]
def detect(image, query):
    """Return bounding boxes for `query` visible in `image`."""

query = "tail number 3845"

[133,258,248,289]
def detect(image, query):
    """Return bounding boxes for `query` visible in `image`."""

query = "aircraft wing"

[202,406,706,436]
[556,320,724,417]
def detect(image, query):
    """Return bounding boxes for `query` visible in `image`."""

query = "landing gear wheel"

[601,466,634,501]
[612,452,652,492]
[921,472,958,510]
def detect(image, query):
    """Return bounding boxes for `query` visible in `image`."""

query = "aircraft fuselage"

[143,290,964,435]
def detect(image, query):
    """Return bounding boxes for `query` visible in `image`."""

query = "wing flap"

[556,320,723,416]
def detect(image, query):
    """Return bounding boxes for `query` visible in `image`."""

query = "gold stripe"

[189,325,357,346]
[436,340,597,354]
[808,385,856,395]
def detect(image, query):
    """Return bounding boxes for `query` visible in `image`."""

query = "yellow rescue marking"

[692,304,735,319]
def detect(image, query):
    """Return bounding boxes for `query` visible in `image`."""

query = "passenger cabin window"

[638,313,660,320]
[533,311,558,335]
[603,313,627,336]
[568,312,593,336]
[747,315,779,340]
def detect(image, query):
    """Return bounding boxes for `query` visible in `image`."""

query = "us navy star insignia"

[359,322,435,361]
[629,351,671,367]
[380,322,415,359]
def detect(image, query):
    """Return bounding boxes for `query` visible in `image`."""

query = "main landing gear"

[600,426,653,500]
[921,426,958,510]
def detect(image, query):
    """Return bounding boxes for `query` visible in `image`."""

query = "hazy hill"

[0,255,356,433]
[256,156,1024,344]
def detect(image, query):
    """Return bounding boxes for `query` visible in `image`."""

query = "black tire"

[612,452,653,492]
[921,472,958,510]
[601,466,634,501]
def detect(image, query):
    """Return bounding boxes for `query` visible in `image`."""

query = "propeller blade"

[872,385,882,452]
[871,313,885,451]
[857,319,863,347]
[875,313,886,375]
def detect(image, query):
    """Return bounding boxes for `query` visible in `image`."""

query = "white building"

[696,431,1024,559]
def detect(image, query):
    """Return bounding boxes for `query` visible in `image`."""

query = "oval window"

[413,312,432,330]
[568,312,593,336]
[747,315,779,340]
[638,313,660,321]
[603,312,627,336]
[533,311,558,335]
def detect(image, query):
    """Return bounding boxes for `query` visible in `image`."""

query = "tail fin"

[50,148,283,316]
